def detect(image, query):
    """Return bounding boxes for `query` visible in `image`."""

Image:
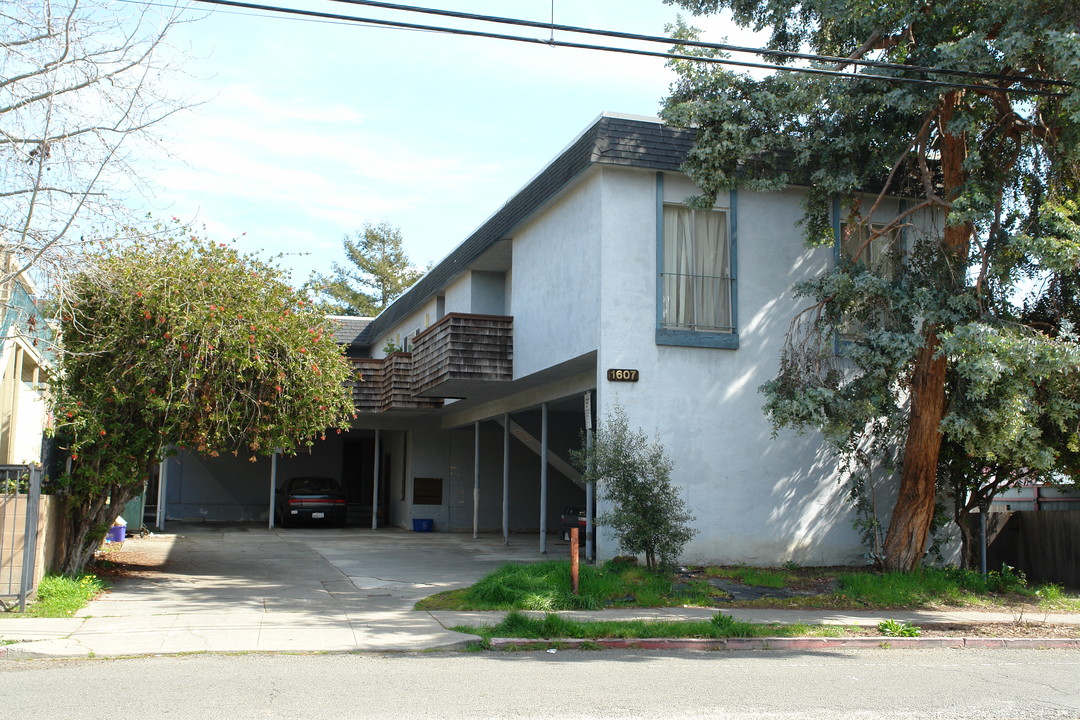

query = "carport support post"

[502,412,510,545]
[269,450,280,529]
[372,429,381,530]
[585,391,594,563]
[473,421,480,539]
[156,456,168,531]
[539,403,548,554]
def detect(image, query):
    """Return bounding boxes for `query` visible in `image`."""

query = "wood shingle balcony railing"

[349,358,384,413]
[348,355,441,413]
[410,313,513,398]
[379,352,442,411]
[346,313,512,413]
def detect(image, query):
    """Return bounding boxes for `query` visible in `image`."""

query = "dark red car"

[276,476,347,528]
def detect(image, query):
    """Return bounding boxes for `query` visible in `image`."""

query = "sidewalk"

[2,529,1078,659]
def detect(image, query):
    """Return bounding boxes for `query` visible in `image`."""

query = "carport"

[152,373,596,559]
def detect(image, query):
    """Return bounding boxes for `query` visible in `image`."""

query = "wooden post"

[570,527,580,595]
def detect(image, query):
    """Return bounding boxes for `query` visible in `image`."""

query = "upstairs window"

[838,220,902,342]
[840,221,900,277]
[660,205,733,335]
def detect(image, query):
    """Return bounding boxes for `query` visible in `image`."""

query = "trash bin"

[121,492,146,534]
[106,516,127,543]
[412,518,434,532]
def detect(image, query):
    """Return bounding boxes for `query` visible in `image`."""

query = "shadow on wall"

[661,351,894,568]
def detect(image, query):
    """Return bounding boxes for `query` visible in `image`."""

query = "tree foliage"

[309,222,424,317]
[52,228,356,572]
[662,0,1080,570]
[1,0,191,287]
[575,405,696,570]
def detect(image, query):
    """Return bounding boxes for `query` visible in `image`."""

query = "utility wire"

[187,0,1068,97]
[322,0,1071,89]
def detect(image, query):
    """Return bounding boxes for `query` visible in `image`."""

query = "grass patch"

[21,573,104,617]
[454,610,849,641]
[830,565,1080,610]
[416,559,721,611]
[418,559,1080,613]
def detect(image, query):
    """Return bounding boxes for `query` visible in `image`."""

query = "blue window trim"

[654,172,739,349]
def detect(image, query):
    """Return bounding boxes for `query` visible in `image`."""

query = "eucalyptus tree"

[662,0,1080,570]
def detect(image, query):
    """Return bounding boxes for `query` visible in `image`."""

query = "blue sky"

[136,1,760,285]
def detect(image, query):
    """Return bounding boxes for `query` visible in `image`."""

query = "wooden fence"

[987,511,1080,589]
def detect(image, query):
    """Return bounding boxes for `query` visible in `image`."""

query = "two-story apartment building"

[162,112,892,565]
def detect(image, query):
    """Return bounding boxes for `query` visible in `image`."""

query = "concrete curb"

[0,639,90,659]
[0,631,487,660]
[488,636,1080,651]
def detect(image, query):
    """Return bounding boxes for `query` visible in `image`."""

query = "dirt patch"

[90,535,176,581]
[842,622,1080,639]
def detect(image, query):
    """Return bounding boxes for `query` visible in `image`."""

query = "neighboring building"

[0,253,53,466]
[163,112,909,565]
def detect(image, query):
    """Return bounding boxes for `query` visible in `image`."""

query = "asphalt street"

[2,648,1079,719]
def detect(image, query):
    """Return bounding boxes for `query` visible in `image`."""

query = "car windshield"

[289,478,339,494]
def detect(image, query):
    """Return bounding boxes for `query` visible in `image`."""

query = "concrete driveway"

[0,523,552,657]
[94,522,547,612]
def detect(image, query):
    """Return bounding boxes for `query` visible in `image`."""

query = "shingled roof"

[328,315,373,353]
[352,114,696,350]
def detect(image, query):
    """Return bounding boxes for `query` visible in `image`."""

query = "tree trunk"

[882,331,948,571]
[958,511,978,569]
[58,482,144,575]
[880,91,973,572]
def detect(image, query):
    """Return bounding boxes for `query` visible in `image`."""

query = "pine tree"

[310,222,424,317]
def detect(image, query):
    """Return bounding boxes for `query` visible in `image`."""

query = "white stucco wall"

[595,168,871,565]
[443,274,472,315]
[511,171,603,379]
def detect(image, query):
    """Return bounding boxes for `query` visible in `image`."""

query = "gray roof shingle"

[327,315,373,350]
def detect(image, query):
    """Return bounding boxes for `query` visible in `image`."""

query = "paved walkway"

[1,527,1077,658]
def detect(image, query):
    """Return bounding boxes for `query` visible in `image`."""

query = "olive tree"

[52,228,356,573]
[575,404,696,571]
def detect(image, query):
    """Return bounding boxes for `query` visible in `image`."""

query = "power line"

[323,0,1071,89]
[186,0,1068,98]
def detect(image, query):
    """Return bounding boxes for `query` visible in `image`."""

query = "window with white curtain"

[839,221,902,340]
[840,221,899,277]
[660,205,732,333]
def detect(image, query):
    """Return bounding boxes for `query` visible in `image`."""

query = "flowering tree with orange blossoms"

[52,229,356,572]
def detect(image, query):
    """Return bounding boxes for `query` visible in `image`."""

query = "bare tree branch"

[0,0,198,292]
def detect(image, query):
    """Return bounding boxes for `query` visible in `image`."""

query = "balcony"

[347,314,512,413]
[349,358,383,414]
[410,313,513,398]
[348,356,442,413]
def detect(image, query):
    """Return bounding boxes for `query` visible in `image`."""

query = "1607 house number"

[607,369,639,382]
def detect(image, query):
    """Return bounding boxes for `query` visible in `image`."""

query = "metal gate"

[0,465,42,612]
